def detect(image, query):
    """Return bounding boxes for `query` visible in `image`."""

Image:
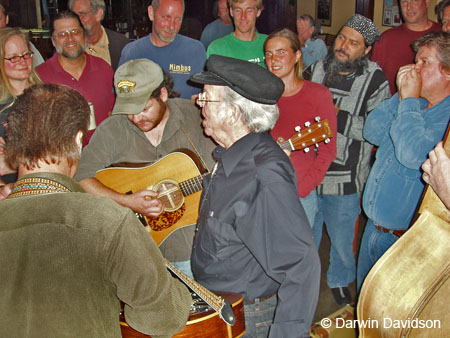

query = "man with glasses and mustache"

[307,15,391,306]
[118,0,206,99]
[36,10,114,146]
[68,0,129,71]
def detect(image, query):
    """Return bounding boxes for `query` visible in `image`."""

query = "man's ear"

[159,87,168,103]
[228,105,241,126]
[295,49,302,64]
[75,131,83,152]
[94,8,104,23]
[256,9,262,18]
[6,14,8,25]
[148,5,155,22]
[229,7,234,19]
[364,45,372,57]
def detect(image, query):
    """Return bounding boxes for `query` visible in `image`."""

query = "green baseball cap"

[112,58,164,115]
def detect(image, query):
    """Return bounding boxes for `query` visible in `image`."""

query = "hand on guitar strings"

[276,137,292,158]
[127,189,164,218]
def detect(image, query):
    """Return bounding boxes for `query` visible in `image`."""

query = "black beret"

[190,55,284,104]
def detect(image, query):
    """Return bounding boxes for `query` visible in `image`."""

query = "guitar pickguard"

[146,203,186,232]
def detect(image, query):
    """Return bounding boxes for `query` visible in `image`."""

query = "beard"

[323,47,369,87]
[56,39,87,60]
[83,23,93,36]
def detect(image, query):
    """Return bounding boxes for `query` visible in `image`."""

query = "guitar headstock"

[288,117,333,152]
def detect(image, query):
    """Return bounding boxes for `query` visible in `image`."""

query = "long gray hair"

[222,86,279,133]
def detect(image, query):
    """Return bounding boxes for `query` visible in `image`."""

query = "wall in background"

[297,0,439,36]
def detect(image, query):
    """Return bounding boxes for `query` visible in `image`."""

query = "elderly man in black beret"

[190,55,321,338]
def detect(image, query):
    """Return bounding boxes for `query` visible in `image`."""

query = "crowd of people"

[1,0,449,337]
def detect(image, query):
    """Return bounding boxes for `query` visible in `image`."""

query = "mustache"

[334,49,350,58]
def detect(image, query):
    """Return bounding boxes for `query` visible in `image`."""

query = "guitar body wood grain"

[96,152,204,245]
[120,292,246,338]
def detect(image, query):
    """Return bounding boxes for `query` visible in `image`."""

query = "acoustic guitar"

[357,124,450,337]
[120,259,246,338]
[96,118,333,245]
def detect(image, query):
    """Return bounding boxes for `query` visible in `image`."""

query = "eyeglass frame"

[52,28,84,40]
[4,51,34,63]
[196,91,221,108]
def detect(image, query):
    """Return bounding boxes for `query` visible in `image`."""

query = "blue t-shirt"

[301,38,328,68]
[119,34,206,99]
[200,19,234,49]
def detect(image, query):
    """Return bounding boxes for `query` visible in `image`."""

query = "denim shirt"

[363,94,450,229]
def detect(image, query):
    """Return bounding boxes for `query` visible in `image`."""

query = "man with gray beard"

[68,0,128,71]
[36,10,115,146]
[307,15,391,306]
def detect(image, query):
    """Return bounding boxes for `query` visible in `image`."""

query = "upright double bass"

[357,125,450,337]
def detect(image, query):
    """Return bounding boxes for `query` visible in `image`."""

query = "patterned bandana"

[343,14,380,46]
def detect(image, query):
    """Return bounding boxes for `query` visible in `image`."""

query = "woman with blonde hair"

[0,27,41,186]
[265,28,337,229]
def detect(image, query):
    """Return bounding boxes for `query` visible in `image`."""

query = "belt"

[244,292,276,305]
[374,223,407,237]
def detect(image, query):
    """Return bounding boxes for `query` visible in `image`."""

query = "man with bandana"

[36,10,114,146]
[308,15,391,306]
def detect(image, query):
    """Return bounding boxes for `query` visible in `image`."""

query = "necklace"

[7,177,71,199]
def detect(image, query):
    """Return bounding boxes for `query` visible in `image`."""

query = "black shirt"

[192,132,321,337]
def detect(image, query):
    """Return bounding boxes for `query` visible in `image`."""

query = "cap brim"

[190,71,229,86]
[112,93,148,115]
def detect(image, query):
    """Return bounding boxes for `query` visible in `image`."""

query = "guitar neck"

[179,174,205,196]
[279,140,293,150]
[164,259,235,326]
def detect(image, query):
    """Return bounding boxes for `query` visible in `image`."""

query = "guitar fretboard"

[165,259,225,314]
[178,174,205,196]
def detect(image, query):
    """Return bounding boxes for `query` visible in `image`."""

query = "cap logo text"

[117,80,136,93]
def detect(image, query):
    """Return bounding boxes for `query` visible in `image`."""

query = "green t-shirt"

[206,32,268,68]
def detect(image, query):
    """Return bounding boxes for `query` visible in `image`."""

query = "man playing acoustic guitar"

[75,59,216,277]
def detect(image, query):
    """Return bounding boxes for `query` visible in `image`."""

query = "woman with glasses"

[0,27,41,187]
[264,28,337,229]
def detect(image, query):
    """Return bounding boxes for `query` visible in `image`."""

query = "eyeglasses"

[196,92,221,108]
[53,28,84,40]
[4,51,34,63]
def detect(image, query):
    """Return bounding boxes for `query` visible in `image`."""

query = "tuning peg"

[304,121,311,127]
[324,138,330,144]
[304,147,310,153]
[295,125,301,132]
[315,116,321,122]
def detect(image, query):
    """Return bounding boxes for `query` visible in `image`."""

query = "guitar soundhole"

[154,180,185,212]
